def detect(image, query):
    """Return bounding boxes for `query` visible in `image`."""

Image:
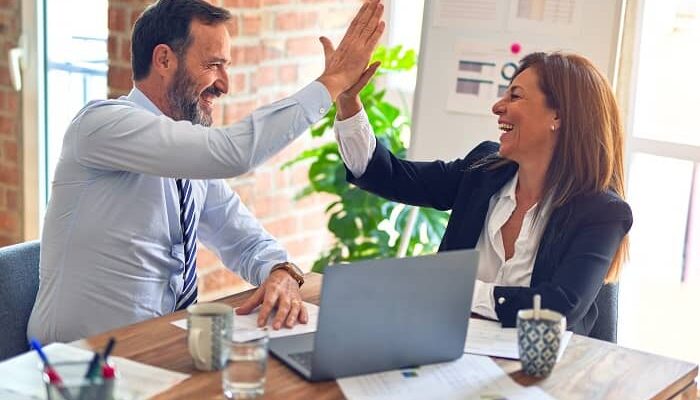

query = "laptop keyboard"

[289,351,313,371]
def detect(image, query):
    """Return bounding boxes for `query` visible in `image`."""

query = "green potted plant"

[283,45,448,272]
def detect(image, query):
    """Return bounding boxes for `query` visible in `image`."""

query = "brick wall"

[0,0,23,247]
[108,0,359,299]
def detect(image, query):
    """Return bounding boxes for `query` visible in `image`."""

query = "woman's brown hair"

[515,52,628,283]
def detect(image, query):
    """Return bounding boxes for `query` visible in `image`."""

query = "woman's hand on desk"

[236,269,309,330]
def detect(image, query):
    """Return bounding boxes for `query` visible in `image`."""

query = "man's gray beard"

[166,65,213,127]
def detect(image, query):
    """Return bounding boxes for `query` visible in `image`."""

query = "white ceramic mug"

[187,303,233,371]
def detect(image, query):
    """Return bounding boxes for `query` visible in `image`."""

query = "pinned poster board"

[409,0,625,161]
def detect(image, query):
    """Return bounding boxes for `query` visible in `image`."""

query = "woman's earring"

[550,125,556,132]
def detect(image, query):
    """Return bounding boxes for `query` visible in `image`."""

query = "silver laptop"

[269,249,478,381]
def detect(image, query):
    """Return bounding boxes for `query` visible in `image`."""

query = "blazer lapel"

[440,162,518,251]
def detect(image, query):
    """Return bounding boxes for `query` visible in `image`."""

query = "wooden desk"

[79,273,697,400]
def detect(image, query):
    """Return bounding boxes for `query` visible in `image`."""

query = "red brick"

[130,10,144,28]
[318,8,356,30]
[223,99,258,124]
[108,66,133,92]
[253,170,275,193]
[0,210,19,232]
[198,265,249,295]
[252,65,277,88]
[0,234,20,248]
[242,14,262,35]
[275,11,318,31]
[121,38,132,63]
[262,40,284,61]
[211,102,224,127]
[278,64,298,84]
[2,141,17,163]
[108,36,119,60]
[286,36,319,57]
[0,66,11,86]
[0,116,14,136]
[5,91,19,114]
[222,0,260,8]
[0,166,19,185]
[228,72,247,94]
[230,45,262,66]
[263,215,298,237]
[226,18,240,38]
[254,194,292,218]
[108,7,127,32]
[290,163,310,186]
[5,188,18,210]
[232,182,255,204]
[262,0,292,6]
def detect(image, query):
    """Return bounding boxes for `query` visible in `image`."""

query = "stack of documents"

[464,318,573,360]
[337,354,555,400]
[0,343,189,399]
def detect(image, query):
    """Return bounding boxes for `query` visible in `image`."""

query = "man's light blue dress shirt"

[28,82,331,343]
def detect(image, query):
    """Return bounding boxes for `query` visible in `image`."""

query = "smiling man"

[28,0,384,343]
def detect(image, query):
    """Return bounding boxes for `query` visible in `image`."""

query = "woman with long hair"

[332,52,632,336]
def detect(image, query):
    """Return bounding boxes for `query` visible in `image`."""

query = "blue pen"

[29,338,53,368]
[102,337,116,362]
[29,338,75,400]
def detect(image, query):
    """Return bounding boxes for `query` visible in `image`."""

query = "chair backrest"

[0,240,40,361]
[588,282,619,343]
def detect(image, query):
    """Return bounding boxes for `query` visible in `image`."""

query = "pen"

[84,352,101,379]
[102,337,116,362]
[29,338,75,400]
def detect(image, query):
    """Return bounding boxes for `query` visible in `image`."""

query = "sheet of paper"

[433,0,506,31]
[0,342,189,399]
[446,40,523,116]
[337,354,555,400]
[465,318,573,361]
[171,301,319,341]
[507,0,583,35]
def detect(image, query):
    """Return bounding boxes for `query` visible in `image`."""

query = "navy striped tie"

[175,178,198,310]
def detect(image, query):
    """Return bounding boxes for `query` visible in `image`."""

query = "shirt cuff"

[258,261,285,285]
[292,81,332,124]
[471,279,498,320]
[334,107,368,131]
[334,108,376,178]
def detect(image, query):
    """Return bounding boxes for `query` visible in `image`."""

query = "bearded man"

[28,0,384,343]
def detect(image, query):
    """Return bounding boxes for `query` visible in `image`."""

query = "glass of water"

[222,327,269,399]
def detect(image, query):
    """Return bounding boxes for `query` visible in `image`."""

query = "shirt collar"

[125,87,164,116]
[495,170,519,202]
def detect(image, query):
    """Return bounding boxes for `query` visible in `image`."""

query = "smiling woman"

[332,51,632,338]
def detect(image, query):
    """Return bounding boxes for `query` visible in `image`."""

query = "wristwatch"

[271,261,305,288]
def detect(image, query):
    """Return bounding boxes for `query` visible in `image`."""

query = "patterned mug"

[187,303,233,371]
[516,308,566,377]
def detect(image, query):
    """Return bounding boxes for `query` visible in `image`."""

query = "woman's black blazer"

[347,140,633,336]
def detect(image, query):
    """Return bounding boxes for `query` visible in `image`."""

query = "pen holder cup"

[43,360,116,400]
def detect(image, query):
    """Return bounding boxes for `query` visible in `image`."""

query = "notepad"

[0,343,189,399]
[464,318,573,360]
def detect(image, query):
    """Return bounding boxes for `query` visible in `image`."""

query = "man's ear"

[151,44,177,77]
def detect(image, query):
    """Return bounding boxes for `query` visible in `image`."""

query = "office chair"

[588,282,619,343]
[0,240,40,361]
